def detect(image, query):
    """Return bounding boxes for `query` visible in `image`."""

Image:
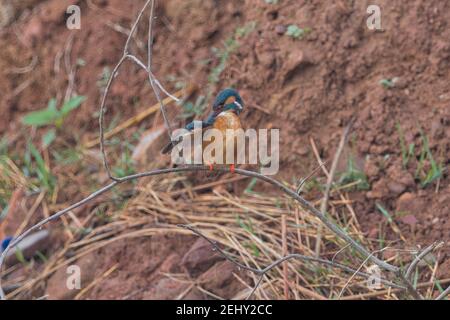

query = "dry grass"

[6,169,443,300]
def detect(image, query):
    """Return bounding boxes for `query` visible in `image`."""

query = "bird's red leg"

[230,164,235,173]
[205,161,214,171]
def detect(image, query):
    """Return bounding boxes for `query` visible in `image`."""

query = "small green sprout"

[22,96,86,148]
[379,77,399,88]
[24,141,56,192]
[244,177,258,194]
[396,122,415,168]
[375,203,393,224]
[179,95,207,120]
[338,156,370,191]
[235,21,257,38]
[285,25,311,39]
[112,144,136,178]
[208,22,256,85]
[416,130,443,187]
[97,66,111,90]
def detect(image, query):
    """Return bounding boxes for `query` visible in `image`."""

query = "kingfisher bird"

[161,88,245,172]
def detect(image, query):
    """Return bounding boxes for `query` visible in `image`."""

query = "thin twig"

[315,120,353,257]
[146,0,175,142]
[98,37,149,180]
[178,224,404,300]
[296,160,328,194]
[0,164,405,299]
[436,282,450,300]
[341,278,450,300]
[98,0,178,181]
[405,242,443,281]
[84,87,189,149]
[281,215,289,299]
[338,247,388,299]
[74,264,118,300]
[397,272,424,300]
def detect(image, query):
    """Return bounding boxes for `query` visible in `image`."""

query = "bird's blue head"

[212,88,244,115]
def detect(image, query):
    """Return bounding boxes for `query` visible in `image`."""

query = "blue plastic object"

[1,236,13,252]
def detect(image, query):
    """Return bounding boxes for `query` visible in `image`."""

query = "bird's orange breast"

[209,111,243,164]
[213,111,242,132]
[174,111,243,165]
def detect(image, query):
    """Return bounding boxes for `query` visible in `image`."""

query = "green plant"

[23,141,56,193]
[209,38,240,84]
[244,177,258,194]
[22,96,85,128]
[97,66,111,90]
[94,205,113,224]
[237,215,260,257]
[375,203,394,224]
[22,96,86,148]
[0,156,12,214]
[338,156,370,190]
[235,21,257,38]
[52,147,83,166]
[15,247,27,266]
[35,251,48,263]
[208,22,256,85]
[379,77,399,89]
[376,203,406,242]
[416,130,443,187]
[0,136,7,155]
[285,25,311,39]
[377,221,385,248]
[296,176,322,194]
[396,122,415,168]
[165,74,187,90]
[246,242,260,257]
[237,215,255,234]
[112,143,136,178]
[179,95,207,119]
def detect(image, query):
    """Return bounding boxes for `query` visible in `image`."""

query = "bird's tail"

[161,141,174,154]
[161,134,184,154]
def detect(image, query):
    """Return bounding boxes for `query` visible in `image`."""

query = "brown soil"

[0,0,448,299]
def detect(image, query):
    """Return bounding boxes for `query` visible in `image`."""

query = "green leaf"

[15,248,27,265]
[42,129,56,149]
[28,142,45,172]
[244,177,258,193]
[286,25,310,39]
[28,141,54,191]
[47,98,57,112]
[376,203,393,223]
[380,78,395,88]
[22,109,59,127]
[60,96,86,116]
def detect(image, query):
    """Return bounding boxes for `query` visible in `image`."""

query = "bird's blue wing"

[185,112,216,131]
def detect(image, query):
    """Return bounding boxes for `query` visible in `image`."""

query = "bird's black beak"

[233,100,243,111]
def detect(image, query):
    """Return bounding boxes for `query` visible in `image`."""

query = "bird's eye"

[225,96,236,105]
